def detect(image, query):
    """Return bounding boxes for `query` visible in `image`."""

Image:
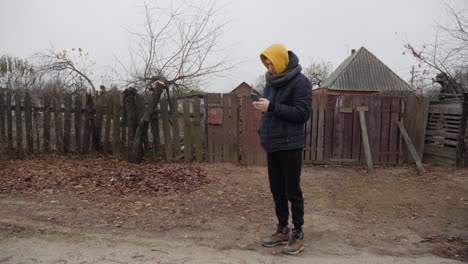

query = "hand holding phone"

[250,92,260,101]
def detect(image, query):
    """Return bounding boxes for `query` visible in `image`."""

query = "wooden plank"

[112,92,121,155]
[379,97,391,163]
[351,96,362,163]
[358,108,374,173]
[125,91,138,155]
[171,98,180,158]
[43,93,51,153]
[53,95,63,153]
[0,90,5,144]
[388,97,400,163]
[183,98,192,161]
[63,94,72,154]
[74,94,82,153]
[213,96,223,163]
[222,95,231,161]
[368,96,381,163]
[104,94,113,153]
[193,97,203,162]
[82,94,93,153]
[206,93,220,162]
[6,90,12,149]
[15,91,23,154]
[423,153,456,167]
[24,92,33,154]
[240,97,247,165]
[323,95,334,162]
[397,121,425,174]
[160,100,173,160]
[332,96,344,160]
[94,93,104,152]
[424,144,456,159]
[429,105,462,115]
[310,94,319,161]
[342,96,353,160]
[230,95,239,162]
[304,102,312,161]
[121,93,127,152]
[426,130,459,139]
[456,93,467,168]
[316,93,326,161]
[136,94,147,156]
[150,110,160,157]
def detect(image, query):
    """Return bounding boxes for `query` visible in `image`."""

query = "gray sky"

[1,0,466,92]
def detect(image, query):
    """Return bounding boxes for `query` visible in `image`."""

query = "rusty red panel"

[208,106,223,124]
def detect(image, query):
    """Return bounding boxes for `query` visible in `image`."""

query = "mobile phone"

[250,92,259,101]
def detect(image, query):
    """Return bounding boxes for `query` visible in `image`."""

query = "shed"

[230,82,261,97]
[315,47,414,96]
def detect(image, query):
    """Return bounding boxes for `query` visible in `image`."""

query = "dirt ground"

[0,158,467,263]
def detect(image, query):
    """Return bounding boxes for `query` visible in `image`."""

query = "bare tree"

[304,59,333,89]
[122,0,230,163]
[34,48,97,94]
[404,2,468,94]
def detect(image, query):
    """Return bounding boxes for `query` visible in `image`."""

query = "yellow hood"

[260,43,289,74]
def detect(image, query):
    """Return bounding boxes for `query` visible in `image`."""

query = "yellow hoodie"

[260,43,289,74]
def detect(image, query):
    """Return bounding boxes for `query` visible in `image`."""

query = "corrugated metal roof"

[320,47,414,93]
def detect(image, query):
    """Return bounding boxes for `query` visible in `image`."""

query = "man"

[253,43,312,255]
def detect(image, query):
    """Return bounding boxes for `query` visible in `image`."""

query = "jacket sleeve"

[271,76,312,123]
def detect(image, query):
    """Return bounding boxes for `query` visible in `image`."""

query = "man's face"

[265,58,276,74]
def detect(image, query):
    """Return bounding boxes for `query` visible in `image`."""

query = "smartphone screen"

[250,92,259,101]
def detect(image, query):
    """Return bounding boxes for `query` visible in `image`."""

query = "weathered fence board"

[6,90,12,149]
[171,98,180,158]
[112,92,121,155]
[160,100,173,160]
[0,90,5,144]
[183,99,192,161]
[64,94,72,154]
[43,94,51,152]
[193,98,203,162]
[24,93,33,154]
[74,94,82,153]
[15,91,23,154]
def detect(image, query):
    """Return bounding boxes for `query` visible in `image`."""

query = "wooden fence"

[1,88,443,167]
[0,89,204,161]
[423,93,468,168]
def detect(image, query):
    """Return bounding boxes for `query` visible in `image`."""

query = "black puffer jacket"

[259,51,312,153]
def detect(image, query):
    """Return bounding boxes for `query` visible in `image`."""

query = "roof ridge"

[321,47,362,89]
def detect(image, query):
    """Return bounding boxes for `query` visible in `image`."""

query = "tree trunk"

[127,81,166,163]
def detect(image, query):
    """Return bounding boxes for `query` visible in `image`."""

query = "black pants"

[267,148,304,229]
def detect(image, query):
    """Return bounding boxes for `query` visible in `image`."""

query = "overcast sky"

[1,0,466,92]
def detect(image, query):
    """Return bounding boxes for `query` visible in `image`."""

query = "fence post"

[25,92,33,154]
[150,110,160,157]
[104,93,113,153]
[6,89,12,149]
[160,99,173,160]
[171,97,180,158]
[63,94,72,154]
[43,93,51,153]
[183,99,192,161]
[456,93,468,168]
[53,94,63,153]
[74,94,82,153]
[15,91,23,155]
[124,88,138,156]
[112,91,121,155]
[0,89,5,144]
[193,97,203,162]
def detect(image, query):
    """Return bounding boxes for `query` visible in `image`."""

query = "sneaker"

[282,229,304,255]
[261,225,290,247]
